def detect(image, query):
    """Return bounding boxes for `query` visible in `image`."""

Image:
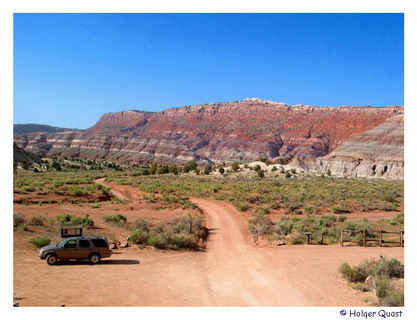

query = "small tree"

[21,161,29,170]
[257,170,265,178]
[327,169,332,176]
[218,167,225,174]
[231,162,240,172]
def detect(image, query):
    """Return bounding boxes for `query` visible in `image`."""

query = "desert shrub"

[29,236,51,248]
[257,169,265,178]
[339,262,360,282]
[275,218,293,236]
[104,214,127,226]
[338,215,347,222]
[183,160,197,173]
[218,167,225,174]
[380,287,404,306]
[343,219,372,232]
[339,256,404,284]
[90,203,100,209]
[13,213,26,228]
[304,206,317,215]
[171,213,203,234]
[270,202,281,210]
[29,216,46,226]
[130,229,149,245]
[248,212,273,236]
[133,218,150,232]
[391,212,404,225]
[287,230,305,245]
[375,277,391,298]
[57,214,94,227]
[233,201,251,212]
[331,205,352,214]
[256,207,270,215]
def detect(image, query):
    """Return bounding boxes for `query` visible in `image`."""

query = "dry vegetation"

[14,158,404,248]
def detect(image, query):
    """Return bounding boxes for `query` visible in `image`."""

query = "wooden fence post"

[340,230,343,246]
[400,230,403,247]
[379,230,382,247]
[363,229,366,247]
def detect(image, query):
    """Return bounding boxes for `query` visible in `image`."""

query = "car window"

[64,239,77,248]
[57,239,67,248]
[78,240,91,248]
[91,239,108,247]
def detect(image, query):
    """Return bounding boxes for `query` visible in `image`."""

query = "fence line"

[340,229,404,247]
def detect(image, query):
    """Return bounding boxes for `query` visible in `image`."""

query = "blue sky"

[14,13,404,129]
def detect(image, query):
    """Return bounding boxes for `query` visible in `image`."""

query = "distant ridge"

[14,123,78,135]
[13,98,403,179]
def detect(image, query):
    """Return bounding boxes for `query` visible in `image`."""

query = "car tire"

[46,254,58,266]
[89,253,101,264]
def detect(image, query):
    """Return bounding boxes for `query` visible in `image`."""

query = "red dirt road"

[14,187,404,306]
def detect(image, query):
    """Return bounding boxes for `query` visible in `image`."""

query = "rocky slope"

[291,114,404,180]
[14,98,403,174]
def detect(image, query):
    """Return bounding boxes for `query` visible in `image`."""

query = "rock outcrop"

[292,114,404,179]
[14,99,403,176]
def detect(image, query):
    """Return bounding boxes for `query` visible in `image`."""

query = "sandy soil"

[14,184,404,307]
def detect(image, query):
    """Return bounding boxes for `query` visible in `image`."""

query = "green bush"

[234,202,251,212]
[257,170,265,178]
[380,287,404,306]
[339,256,404,284]
[391,213,404,225]
[104,214,127,226]
[171,213,202,234]
[231,162,240,172]
[375,277,391,298]
[130,229,149,245]
[332,205,352,214]
[256,207,270,215]
[57,214,94,227]
[248,212,273,236]
[339,262,359,282]
[338,215,347,222]
[133,218,150,232]
[29,236,51,248]
[275,218,293,236]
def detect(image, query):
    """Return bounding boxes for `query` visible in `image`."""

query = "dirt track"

[14,183,404,307]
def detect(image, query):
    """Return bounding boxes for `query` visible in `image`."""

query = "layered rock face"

[14,98,403,176]
[292,114,404,179]
[87,110,154,133]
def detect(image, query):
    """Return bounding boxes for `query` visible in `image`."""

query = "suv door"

[77,239,92,259]
[59,239,78,260]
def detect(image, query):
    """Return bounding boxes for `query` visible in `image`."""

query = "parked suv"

[39,236,112,265]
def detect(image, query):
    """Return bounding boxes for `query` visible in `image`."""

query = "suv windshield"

[57,239,68,248]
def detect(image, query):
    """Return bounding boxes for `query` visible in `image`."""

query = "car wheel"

[46,254,58,266]
[89,253,101,264]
